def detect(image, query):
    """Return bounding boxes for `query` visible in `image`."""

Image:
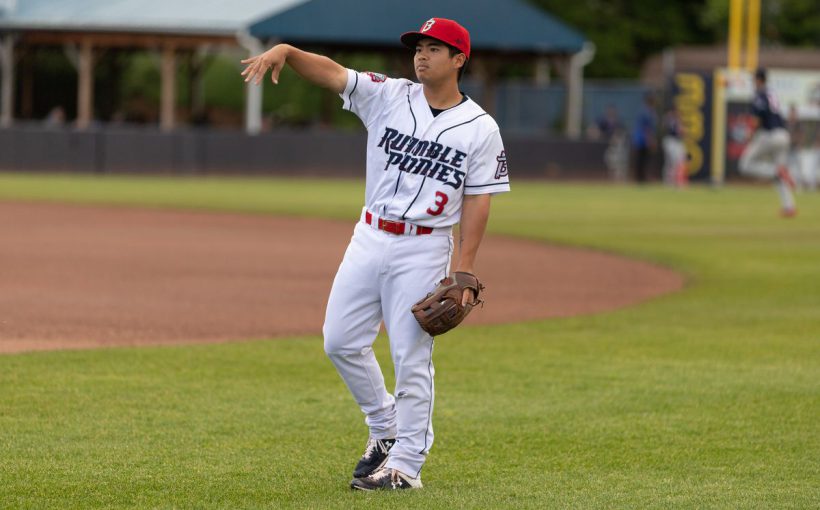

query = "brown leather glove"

[411,272,484,337]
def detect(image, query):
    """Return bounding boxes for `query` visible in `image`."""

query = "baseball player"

[739,68,797,217]
[661,105,686,187]
[241,18,510,490]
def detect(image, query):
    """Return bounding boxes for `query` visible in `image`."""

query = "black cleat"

[352,437,396,479]
[350,467,423,491]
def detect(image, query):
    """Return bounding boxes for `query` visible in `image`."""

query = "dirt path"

[0,202,684,354]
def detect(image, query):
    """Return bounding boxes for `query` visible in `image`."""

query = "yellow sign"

[675,73,706,175]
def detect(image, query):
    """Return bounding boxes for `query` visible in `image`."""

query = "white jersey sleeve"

[339,69,409,128]
[464,128,511,195]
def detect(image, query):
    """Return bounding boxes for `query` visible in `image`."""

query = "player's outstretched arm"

[241,44,347,94]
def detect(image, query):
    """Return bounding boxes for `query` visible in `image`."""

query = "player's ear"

[454,53,466,69]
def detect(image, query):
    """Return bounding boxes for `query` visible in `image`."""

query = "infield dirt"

[0,202,684,353]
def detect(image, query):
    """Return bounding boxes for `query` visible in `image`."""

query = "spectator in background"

[812,125,820,192]
[604,127,630,182]
[662,105,686,186]
[632,93,658,183]
[587,105,629,181]
[44,106,66,128]
[597,105,624,141]
[786,104,817,192]
[587,105,624,142]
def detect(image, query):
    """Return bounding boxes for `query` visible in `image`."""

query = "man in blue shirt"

[738,68,796,217]
[632,94,657,183]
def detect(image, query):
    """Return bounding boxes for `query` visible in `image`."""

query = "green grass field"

[0,173,818,509]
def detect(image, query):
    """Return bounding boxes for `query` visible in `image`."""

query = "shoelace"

[372,468,392,482]
[362,438,390,459]
[370,467,415,488]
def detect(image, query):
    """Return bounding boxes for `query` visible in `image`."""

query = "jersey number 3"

[427,191,449,216]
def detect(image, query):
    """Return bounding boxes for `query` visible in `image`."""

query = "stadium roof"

[0,0,587,54]
[249,0,587,54]
[0,0,308,35]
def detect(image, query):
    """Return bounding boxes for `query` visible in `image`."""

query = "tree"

[530,0,713,78]
[702,0,820,47]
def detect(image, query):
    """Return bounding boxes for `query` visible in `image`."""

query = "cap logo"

[421,18,435,32]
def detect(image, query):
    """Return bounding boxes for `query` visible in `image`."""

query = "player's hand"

[241,45,289,85]
[456,266,478,305]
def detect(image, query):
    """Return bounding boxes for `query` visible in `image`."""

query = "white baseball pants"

[739,128,790,179]
[739,128,795,210]
[662,136,687,185]
[323,211,453,478]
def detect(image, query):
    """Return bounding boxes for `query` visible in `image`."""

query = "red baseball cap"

[401,18,471,60]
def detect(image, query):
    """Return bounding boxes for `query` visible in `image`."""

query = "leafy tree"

[529,0,713,78]
[531,0,820,78]
[701,0,820,46]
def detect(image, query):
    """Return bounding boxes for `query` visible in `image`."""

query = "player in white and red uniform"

[241,17,510,491]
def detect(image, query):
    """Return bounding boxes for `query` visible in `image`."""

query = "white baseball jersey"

[340,69,510,228]
[326,68,510,478]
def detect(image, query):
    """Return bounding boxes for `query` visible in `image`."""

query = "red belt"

[364,211,433,235]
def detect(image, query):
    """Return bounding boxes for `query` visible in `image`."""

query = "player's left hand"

[411,272,484,337]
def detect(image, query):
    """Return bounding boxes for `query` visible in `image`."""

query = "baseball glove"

[411,272,484,337]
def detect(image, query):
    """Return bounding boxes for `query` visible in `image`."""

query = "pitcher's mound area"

[0,202,683,354]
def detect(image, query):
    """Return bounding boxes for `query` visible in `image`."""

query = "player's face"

[414,38,463,84]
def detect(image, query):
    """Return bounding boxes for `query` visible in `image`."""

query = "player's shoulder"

[358,70,403,85]
[460,97,502,135]
[350,70,416,103]
[353,70,412,89]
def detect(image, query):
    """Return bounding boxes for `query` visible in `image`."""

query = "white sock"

[776,180,795,210]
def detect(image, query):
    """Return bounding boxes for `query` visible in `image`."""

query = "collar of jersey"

[428,93,470,115]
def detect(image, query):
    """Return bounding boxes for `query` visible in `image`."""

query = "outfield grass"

[0,172,818,509]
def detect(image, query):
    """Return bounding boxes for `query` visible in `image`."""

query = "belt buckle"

[379,218,405,235]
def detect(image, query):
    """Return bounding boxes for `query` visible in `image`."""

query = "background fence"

[0,125,611,178]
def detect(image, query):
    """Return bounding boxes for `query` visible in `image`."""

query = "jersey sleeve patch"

[365,72,387,83]
[464,129,511,195]
[494,150,509,179]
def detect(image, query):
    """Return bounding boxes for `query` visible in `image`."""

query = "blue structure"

[249,0,585,54]
[0,0,592,135]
